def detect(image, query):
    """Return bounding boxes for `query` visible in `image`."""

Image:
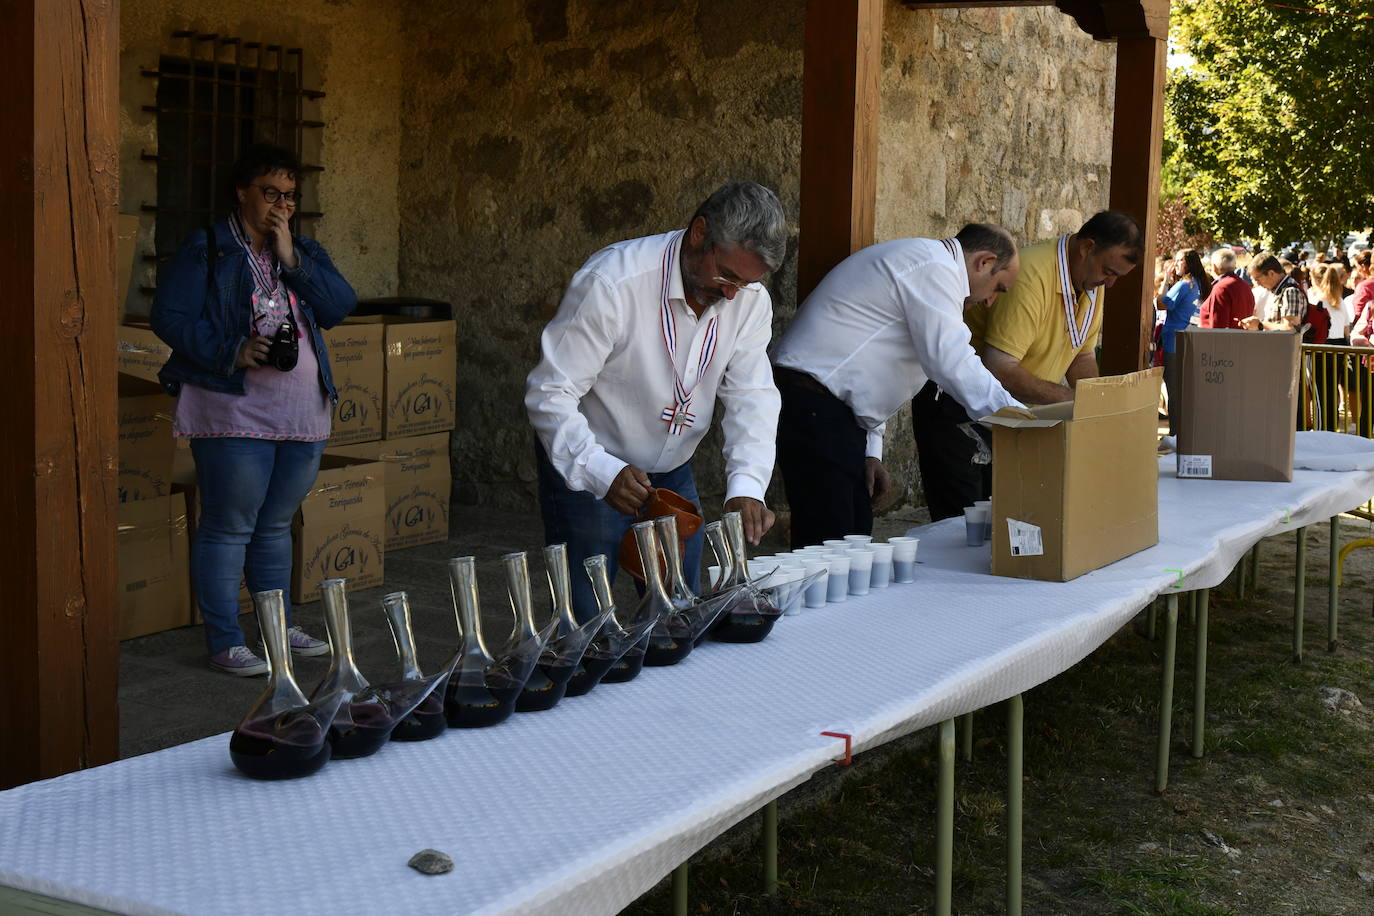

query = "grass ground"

[625,518,1374,915]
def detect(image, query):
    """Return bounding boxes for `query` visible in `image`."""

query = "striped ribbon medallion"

[658,230,719,436]
[1057,234,1097,350]
[940,237,960,262]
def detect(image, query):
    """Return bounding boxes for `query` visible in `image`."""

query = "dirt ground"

[625,515,1374,915]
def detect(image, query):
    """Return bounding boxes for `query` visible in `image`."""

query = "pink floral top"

[173,214,332,441]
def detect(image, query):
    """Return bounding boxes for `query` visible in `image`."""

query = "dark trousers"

[1162,349,1182,436]
[774,369,871,550]
[535,443,703,624]
[911,381,992,522]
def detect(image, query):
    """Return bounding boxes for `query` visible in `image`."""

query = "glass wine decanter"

[528,543,613,702]
[572,553,660,690]
[711,513,822,644]
[228,589,348,780]
[702,520,735,595]
[510,550,578,713]
[654,514,733,646]
[634,520,699,667]
[443,555,548,728]
[310,578,445,759]
[382,591,455,742]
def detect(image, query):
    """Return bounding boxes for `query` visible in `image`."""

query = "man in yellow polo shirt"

[912,210,1144,520]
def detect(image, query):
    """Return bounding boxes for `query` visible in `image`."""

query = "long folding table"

[3,432,1372,916]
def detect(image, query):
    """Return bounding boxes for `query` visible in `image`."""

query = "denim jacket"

[150,219,357,400]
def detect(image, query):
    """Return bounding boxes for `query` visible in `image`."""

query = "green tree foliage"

[1165,0,1374,248]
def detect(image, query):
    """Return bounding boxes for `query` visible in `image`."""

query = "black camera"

[264,315,300,372]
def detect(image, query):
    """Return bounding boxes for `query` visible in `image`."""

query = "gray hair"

[1210,248,1237,272]
[690,181,788,271]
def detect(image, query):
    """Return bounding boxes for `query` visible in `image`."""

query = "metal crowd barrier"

[1301,343,1374,520]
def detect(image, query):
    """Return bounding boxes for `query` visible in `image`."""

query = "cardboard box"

[117,323,171,385]
[1175,328,1299,482]
[323,322,385,445]
[292,455,386,604]
[327,432,451,550]
[117,492,192,639]
[367,316,457,439]
[982,368,1162,582]
[118,374,176,503]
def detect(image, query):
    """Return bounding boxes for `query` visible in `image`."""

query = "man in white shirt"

[526,182,786,621]
[770,224,1022,548]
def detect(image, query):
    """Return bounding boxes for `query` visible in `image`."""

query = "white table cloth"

[3,433,1372,916]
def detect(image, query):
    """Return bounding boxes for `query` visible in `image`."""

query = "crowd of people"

[1153,241,1374,435]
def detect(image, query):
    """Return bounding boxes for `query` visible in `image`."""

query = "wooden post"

[0,0,121,789]
[1102,31,1167,374]
[797,0,883,303]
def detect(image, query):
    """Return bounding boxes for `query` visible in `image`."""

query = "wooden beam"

[797,0,883,303]
[0,0,121,789]
[1101,32,1167,374]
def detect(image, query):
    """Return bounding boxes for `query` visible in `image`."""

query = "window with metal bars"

[140,31,325,294]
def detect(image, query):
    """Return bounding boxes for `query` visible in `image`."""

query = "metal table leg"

[936,718,955,916]
[673,862,688,916]
[1329,516,1340,652]
[763,799,778,895]
[1155,594,1179,793]
[1147,599,1157,640]
[1294,527,1307,664]
[1007,694,1023,916]
[960,711,974,762]
[1192,588,1209,759]
[1237,550,1248,599]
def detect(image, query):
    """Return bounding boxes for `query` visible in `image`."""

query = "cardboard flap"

[1071,367,1162,420]
[980,401,1072,429]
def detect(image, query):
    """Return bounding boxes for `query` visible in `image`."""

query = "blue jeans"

[190,437,327,652]
[536,445,704,624]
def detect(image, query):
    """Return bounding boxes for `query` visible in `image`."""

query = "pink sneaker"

[208,645,268,677]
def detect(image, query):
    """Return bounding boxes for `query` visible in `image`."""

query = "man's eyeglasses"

[253,185,300,206]
[712,275,761,293]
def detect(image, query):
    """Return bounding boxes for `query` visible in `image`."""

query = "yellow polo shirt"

[965,237,1104,386]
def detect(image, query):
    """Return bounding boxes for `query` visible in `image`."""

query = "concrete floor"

[118,502,928,759]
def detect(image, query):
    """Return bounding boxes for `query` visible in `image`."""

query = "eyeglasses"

[712,275,761,293]
[253,185,300,206]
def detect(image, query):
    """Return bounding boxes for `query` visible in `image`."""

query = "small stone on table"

[408,849,454,875]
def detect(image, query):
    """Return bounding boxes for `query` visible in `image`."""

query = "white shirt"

[770,237,1021,460]
[526,230,780,502]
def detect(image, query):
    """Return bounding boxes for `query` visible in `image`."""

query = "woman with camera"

[152,144,357,676]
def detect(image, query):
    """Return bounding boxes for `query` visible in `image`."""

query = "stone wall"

[398,0,1116,515]
[119,0,402,316]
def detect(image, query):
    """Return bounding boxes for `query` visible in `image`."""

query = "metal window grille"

[140,31,326,294]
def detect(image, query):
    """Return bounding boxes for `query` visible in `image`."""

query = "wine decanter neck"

[320,578,368,694]
[723,511,749,584]
[631,521,672,603]
[543,543,577,631]
[503,551,538,641]
[253,588,309,707]
[704,520,735,590]
[584,554,621,625]
[448,556,494,664]
[382,591,424,680]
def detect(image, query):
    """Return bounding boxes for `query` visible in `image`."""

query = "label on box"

[1006,518,1044,557]
[1178,454,1213,478]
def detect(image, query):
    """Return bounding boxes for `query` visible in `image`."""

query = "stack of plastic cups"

[963,504,990,546]
[845,547,873,596]
[869,542,893,588]
[802,559,829,608]
[824,552,850,603]
[889,536,919,583]
[975,500,993,540]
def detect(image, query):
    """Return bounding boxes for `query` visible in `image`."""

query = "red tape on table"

[819,731,852,766]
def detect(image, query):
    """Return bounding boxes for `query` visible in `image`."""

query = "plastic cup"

[845,547,873,596]
[843,534,873,546]
[975,500,993,539]
[822,539,850,549]
[963,505,989,546]
[889,537,919,583]
[824,553,851,602]
[868,543,893,588]
[803,561,829,608]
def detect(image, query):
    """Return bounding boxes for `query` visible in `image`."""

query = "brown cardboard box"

[982,368,1162,582]
[371,316,457,439]
[117,492,192,639]
[327,432,451,550]
[118,374,176,503]
[292,455,386,604]
[323,322,385,445]
[1175,328,1299,482]
[117,323,171,384]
